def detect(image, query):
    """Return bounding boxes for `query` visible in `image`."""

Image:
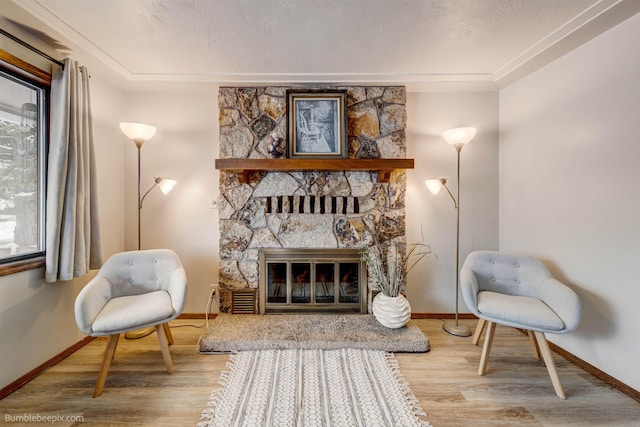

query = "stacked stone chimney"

[217,86,408,312]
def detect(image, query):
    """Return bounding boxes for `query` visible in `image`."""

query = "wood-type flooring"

[0,318,638,426]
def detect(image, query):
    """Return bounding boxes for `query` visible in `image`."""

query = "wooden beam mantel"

[215,158,415,183]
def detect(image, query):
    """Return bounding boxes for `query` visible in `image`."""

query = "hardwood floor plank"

[0,319,638,426]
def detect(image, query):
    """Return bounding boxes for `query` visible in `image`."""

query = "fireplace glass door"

[315,263,335,303]
[291,262,311,303]
[266,262,287,304]
[339,262,360,303]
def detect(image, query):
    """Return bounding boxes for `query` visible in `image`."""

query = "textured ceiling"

[2,0,639,89]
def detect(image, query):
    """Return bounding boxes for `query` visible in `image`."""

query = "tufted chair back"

[98,249,185,297]
[461,250,551,299]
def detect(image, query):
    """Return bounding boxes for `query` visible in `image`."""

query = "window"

[0,53,48,270]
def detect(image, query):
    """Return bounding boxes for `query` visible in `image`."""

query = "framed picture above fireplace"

[286,89,347,158]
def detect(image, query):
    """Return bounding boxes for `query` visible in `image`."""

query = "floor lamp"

[119,122,176,250]
[120,122,176,339]
[425,126,476,337]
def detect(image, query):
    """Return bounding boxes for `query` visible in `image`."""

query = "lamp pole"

[126,139,152,340]
[137,142,142,250]
[441,144,471,336]
[442,142,472,337]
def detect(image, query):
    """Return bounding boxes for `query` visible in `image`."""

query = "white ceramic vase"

[372,293,411,329]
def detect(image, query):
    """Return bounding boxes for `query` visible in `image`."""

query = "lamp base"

[124,327,155,340]
[443,320,472,337]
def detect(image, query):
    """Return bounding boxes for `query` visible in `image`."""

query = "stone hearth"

[218,86,408,312]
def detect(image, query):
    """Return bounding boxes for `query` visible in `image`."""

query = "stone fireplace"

[217,86,408,313]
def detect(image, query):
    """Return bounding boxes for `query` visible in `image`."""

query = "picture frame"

[287,90,347,158]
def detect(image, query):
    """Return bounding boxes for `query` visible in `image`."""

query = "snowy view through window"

[0,70,44,261]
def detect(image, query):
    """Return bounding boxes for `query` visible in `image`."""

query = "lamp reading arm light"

[425,178,458,209]
[139,177,177,209]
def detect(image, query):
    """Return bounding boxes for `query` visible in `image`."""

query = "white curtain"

[45,58,102,282]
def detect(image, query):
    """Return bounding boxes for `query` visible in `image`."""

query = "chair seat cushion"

[91,291,173,334]
[477,291,565,332]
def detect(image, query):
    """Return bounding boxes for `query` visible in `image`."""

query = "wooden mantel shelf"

[215,158,415,183]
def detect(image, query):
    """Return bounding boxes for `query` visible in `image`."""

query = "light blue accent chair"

[460,250,581,399]
[74,249,187,397]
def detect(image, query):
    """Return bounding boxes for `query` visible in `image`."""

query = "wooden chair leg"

[528,330,541,360]
[534,331,566,399]
[110,333,121,361]
[478,321,496,375]
[472,318,486,345]
[162,322,174,345]
[94,334,120,398]
[155,324,175,374]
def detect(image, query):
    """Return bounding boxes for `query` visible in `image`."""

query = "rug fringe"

[384,352,433,427]
[218,352,239,387]
[198,353,240,426]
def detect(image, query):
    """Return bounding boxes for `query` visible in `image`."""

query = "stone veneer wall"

[218,86,407,312]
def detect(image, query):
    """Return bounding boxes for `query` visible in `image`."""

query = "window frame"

[0,49,51,276]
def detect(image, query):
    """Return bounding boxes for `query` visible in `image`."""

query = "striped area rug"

[199,348,431,427]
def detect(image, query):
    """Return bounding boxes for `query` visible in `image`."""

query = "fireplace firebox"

[258,249,367,314]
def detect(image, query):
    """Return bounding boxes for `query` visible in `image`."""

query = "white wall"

[121,87,220,313]
[0,72,125,389]
[405,91,499,313]
[500,13,640,391]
